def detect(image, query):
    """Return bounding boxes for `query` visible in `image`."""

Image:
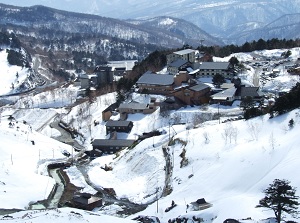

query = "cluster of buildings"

[74,60,137,95]
[89,49,263,156]
[135,49,262,106]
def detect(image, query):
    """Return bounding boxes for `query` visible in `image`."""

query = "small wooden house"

[118,102,157,115]
[73,193,102,211]
[105,120,133,135]
[174,83,211,105]
[102,102,119,121]
[190,198,212,211]
[91,139,135,156]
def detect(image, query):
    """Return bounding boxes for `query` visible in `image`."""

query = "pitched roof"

[189,83,210,92]
[92,139,135,147]
[136,72,174,86]
[220,83,235,89]
[102,102,119,113]
[173,49,196,55]
[169,59,189,68]
[238,87,261,97]
[106,120,132,127]
[79,74,89,79]
[119,102,149,110]
[199,62,230,70]
[211,87,237,100]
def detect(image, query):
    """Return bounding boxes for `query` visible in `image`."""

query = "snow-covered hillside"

[0,114,72,209]
[0,49,31,96]
[1,47,300,222]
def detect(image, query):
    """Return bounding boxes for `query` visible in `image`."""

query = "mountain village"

[1,37,300,223]
[0,2,300,222]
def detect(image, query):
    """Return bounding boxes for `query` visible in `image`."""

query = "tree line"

[197,38,300,58]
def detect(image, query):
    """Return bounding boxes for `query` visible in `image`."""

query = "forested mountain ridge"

[0,3,223,71]
[1,1,300,45]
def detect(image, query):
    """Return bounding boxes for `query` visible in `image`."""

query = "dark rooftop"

[238,87,261,97]
[106,120,132,127]
[92,139,135,147]
[169,59,189,68]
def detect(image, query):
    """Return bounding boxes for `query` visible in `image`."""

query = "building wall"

[167,52,196,65]
[198,69,232,78]
[102,111,112,121]
[192,89,211,104]
[81,78,90,89]
[137,84,174,95]
[174,88,210,105]
[106,123,133,134]
[174,72,189,86]
[167,66,179,75]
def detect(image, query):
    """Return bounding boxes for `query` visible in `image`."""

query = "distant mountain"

[0,4,222,48]
[0,3,224,72]
[126,16,222,47]
[230,13,300,45]
[0,0,299,44]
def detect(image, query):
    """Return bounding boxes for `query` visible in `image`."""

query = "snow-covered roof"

[173,49,196,55]
[136,71,174,86]
[199,62,230,70]
[189,83,210,92]
[211,87,237,100]
[119,102,149,110]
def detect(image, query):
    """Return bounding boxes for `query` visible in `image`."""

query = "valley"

[0,2,300,220]
[0,43,300,222]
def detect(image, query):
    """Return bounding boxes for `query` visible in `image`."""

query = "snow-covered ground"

[0,115,72,209]
[0,49,30,95]
[1,47,300,222]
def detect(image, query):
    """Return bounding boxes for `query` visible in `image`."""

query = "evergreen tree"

[271,83,300,116]
[256,179,299,223]
[229,56,239,69]
[288,118,295,129]
[212,73,225,88]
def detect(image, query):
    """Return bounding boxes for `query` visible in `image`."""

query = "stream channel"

[27,120,148,216]
[29,167,65,210]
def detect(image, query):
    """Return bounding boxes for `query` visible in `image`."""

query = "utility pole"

[218,103,220,124]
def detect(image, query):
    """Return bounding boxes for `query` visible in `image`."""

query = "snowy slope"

[0,207,136,223]
[1,47,300,222]
[0,50,30,96]
[0,115,73,209]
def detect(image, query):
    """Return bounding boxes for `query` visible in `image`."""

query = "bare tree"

[222,123,231,144]
[247,121,260,141]
[192,113,203,127]
[269,132,276,151]
[222,123,238,144]
[229,126,238,144]
[203,131,210,144]
[171,113,181,125]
